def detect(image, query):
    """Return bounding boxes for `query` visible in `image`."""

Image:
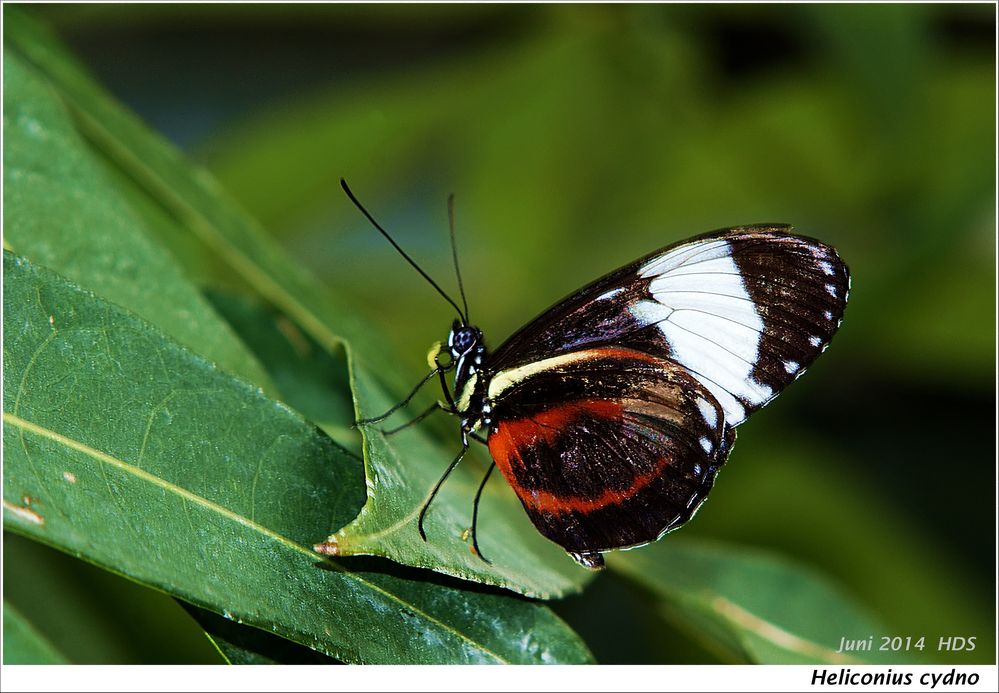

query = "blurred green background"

[4,3,995,663]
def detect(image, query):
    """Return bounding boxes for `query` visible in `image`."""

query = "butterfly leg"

[470,462,497,564]
[356,367,443,425]
[417,441,469,541]
[382,401,455,436]
[434,355,459,412]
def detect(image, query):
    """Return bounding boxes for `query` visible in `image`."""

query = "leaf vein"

[709,594,863,664]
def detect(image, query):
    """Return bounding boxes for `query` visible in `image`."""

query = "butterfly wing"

[489,226,850,426]
[486,346,734,563]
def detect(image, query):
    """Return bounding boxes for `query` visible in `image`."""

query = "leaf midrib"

[707,593,863,664]
[612,553,871,665]
[2,411,506,663]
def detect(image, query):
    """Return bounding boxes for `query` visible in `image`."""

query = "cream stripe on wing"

[487,351,598,401]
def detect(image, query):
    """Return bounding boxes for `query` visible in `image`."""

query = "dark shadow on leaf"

[314,554,541,603]
[180,601,341,665]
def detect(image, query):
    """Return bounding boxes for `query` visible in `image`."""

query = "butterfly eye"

[451,326,478,355]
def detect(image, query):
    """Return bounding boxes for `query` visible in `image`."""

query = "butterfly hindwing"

[486,347,733,555]
[489,226,850,427]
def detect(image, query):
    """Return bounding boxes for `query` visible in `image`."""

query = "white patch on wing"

[825,283,837,297]
[783,360,800,374]
[646,271,751,295]
[809,335,822,347]
[630,299,672,326]
[669,310,761,362]
[661,255,745,277]
[709,389,746,425]
[699,436,713,454]
[597,288,624,301]
[818,260,835,275]
[696,397,718,428]
[635,240,770,425]
[639,239,732,277]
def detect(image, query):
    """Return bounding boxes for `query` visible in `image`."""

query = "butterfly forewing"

[489,225,850,427]
[486,347,733,555]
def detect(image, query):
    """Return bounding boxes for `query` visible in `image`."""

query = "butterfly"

[339,180,849,570]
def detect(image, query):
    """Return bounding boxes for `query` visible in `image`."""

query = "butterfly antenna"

[341,179,467,324]
[447,193,470,324]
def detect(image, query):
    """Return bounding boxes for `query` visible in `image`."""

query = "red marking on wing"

[581,346,664,367]
[525,458,669,515]
[489,398,669,514]
[488,399,622,471]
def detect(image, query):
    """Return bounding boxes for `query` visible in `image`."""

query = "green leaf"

[4,8,591,597]
[2,253,593,664]
[2,43,274,396]
[610,539,902,664]
[3,601,69,664]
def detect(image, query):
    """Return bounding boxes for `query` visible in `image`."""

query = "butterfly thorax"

[446,322,492,430]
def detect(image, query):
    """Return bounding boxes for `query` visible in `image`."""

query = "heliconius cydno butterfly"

[334,180,849,570]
